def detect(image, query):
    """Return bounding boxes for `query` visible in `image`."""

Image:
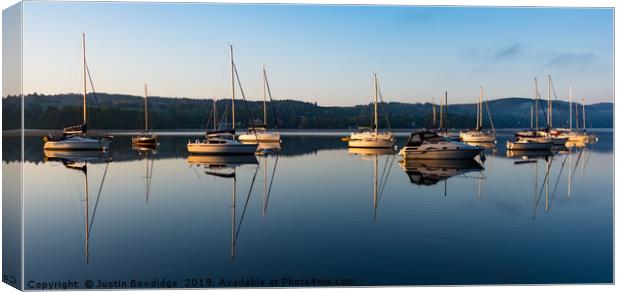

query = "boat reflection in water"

[506,149,554,160]
[256,141,282,156]
[43,150,112,263]
[399,159,483,187]
[349,147,397,219]
[187,154,259,260]
[134,146,157,203]
[463,141,497,151]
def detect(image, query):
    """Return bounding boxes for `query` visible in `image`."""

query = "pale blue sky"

[21,2,613,105]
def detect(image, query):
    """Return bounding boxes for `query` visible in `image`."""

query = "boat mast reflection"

[44,151,111,263]
[187,155,259,260]
[349,148,396,219]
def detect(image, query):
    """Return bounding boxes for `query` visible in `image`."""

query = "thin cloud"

[494,43,525,60]
[546,52,596,67]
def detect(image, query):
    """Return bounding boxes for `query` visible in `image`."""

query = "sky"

[18,1,614,105]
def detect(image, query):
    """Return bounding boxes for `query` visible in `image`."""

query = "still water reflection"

[4,130,613,286]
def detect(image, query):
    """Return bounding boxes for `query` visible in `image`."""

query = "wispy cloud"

[546,52,596,67]
[494,43,524,60]
[462,43,525,62]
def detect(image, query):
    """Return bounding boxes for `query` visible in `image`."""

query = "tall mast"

[82,33,87,126]
[263,65,268,127]
[547,75,552,129]
[432,98,436,128]
[534,78,539,129]
[439,100,443,129]
[373,155,378,220]
[569,85,573,131]
[444,91,448,133]
[230,45,235,129]
[144,84,149,132]
[213,99,217,131]
[84,164,90,263]
[530,105,533,129]
[373,73,378,134]
[479,86,483,129]
[582,97,586,130]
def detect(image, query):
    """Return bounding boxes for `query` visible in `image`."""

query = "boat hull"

[506,141,553,150]
[187,142,258,155]
[43,137,111,150]
[348,139,395,148]
[132,135,158,146]
[400,148,481,160]
[459,132,496,143]
[238,132,281,143]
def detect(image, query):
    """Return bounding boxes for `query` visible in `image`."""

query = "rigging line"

[550,78,568,128]
[263,67,281,131]
[199,101,214,131]
[85,63,109,134]
[232,62,257,130]
[234,164,260,244]
[570,150,584,183]
[548,153,569,212]
[376,81,393,130]
[377,155,395,204]
[533,158,553,218]
[264,155,280,214]
[484,99,496,135]
[88,162,110,235]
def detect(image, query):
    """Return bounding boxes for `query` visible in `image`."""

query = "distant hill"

[2,93,613,130]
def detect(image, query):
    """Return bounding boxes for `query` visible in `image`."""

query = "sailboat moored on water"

[187,46,258,155]
[459,86,496,143]
[238,65,281,143]
[132,84,158,147]
[347,73,395,148]
[43,33,112,151]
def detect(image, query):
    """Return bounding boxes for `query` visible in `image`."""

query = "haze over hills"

[2,93,613,131]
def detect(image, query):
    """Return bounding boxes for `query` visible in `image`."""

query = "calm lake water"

[3,130,613,287]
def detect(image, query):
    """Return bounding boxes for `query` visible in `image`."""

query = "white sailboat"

[238,65,281,143]
[516,76,567,145]
[459,86,496,143]
[347,73,395,148]
[567,95,597,143]
[43,33,112,151]
[132,84,158,147]
[187,45,258,155]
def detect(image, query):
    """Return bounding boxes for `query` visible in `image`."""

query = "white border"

[0,1,616,292]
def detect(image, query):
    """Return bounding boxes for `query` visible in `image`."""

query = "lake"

[3,130,613,287]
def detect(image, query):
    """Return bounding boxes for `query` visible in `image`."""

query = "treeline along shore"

[2,93,613,131]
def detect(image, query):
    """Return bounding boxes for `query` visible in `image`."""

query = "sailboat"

[567,95,597,143]
[238,65,281,143]
[43,33,112,151]
[347,73,395,148]
[516,75,567,145]
[459,86,496,143]
[132,84,158,147]
[509,78,555,151]
[187,46,258,155]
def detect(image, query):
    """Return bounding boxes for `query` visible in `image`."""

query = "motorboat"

[399,131,483,160]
